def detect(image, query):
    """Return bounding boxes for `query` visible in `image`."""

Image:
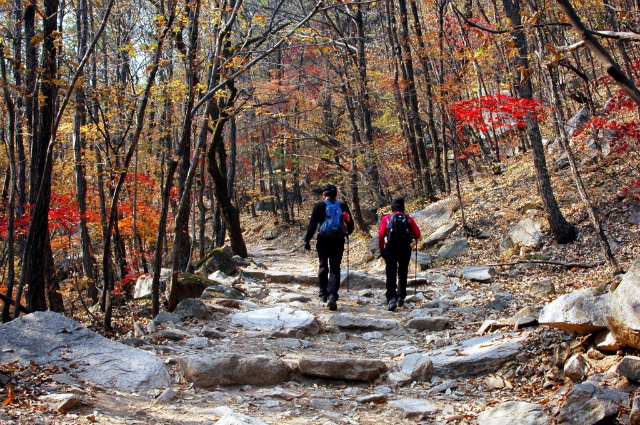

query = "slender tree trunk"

[102,4,177,328]
[21,0,61,314]
[353,9,386,205]
[1,45,18,322]
[395,0,435,198]
[548,68,621,273]
[74,0,97,289]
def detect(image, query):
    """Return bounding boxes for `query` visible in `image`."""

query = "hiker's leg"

[385,248,399,302]
[317,241,329,298]
[397,245,412,300]
[327,239,345,299]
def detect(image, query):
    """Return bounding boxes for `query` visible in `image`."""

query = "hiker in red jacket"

[304,184,354,311]
[378,196,421,311]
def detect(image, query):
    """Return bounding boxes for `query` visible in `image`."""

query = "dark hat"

[391,196,405,212]
[323,184,337,197]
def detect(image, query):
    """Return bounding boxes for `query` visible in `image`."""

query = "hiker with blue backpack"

[378,196,421,311]
[304,184,354,311]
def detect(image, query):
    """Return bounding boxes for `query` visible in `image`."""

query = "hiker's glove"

[304,242,311,251]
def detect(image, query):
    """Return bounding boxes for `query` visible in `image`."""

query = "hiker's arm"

[378,215,389,252]
[409,216,421,240]
[304,203,322,244]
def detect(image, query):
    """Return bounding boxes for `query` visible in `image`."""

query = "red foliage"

[449,94,547,132]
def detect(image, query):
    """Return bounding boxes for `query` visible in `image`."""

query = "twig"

[483,259,605,268]
[0,293,30,315]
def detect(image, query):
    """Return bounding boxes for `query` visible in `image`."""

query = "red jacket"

[378,211,421,252]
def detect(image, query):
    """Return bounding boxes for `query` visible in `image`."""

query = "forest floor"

[2,145,640,424]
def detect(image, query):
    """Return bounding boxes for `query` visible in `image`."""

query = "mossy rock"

[175,273,244,303]
[195,248,237,276]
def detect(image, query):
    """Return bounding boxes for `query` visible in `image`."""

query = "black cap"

[323,184,337,197]
[391,196,405,212]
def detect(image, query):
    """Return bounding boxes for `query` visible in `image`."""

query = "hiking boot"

[328,295,338,311]
[397,298,404,307]
[320,295,328,303]
[388,298,397,312]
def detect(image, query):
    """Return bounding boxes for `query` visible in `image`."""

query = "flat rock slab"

[539,288,608,334]
[461,266,496,282]
[179,353,288,387]
[0,311,171,391]
[477,401,550,425]
[323,313,403,333]
[437,238,469,259]
[389,398,439,418]
[298,357,387,381]
[423,222,459,247]
[429,332,525,378]
[230,306,320,336]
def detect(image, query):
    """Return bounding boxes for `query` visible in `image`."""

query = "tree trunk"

[1,45,18,322]
[548,67,621,274]
[502,0,577,243]
[20,0,60,314]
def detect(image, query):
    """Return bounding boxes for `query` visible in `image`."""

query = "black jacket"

[304,197,355,243]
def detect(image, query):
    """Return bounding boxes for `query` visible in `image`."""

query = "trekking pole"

[414,240,418,295]
[346,236,350,292]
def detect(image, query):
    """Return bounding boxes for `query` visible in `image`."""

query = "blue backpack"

[318,200,348,239]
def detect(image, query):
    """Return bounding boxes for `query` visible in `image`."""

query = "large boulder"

[605,257,640,349]
[0,312,171,391]
[423,222,459,248]
[194,248,237,276]
[539,288,608,334]
[566,107,590,137]
[179,353,288,387]
[174,298,208,319]
[412,198,459,231]
[298,357,387,381]
[556,383,628,425]
[168,273,244,305]
[500,218,544,252]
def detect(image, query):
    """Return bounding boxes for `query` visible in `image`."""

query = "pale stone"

[539,289,608,334]
[605,257,640,349]
[0,312,171,391]
[477,401,550,425]
[230,306,320,336]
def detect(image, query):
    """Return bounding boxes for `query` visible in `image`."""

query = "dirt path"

[3,244,573,425]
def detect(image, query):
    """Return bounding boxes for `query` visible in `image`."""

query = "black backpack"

[387,213,413,246]
[318,200,348,239]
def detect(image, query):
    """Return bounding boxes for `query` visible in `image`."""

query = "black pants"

[316,238,345,299]
[383,244,412,302]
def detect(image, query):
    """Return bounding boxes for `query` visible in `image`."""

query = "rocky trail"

[2,194,640,424]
